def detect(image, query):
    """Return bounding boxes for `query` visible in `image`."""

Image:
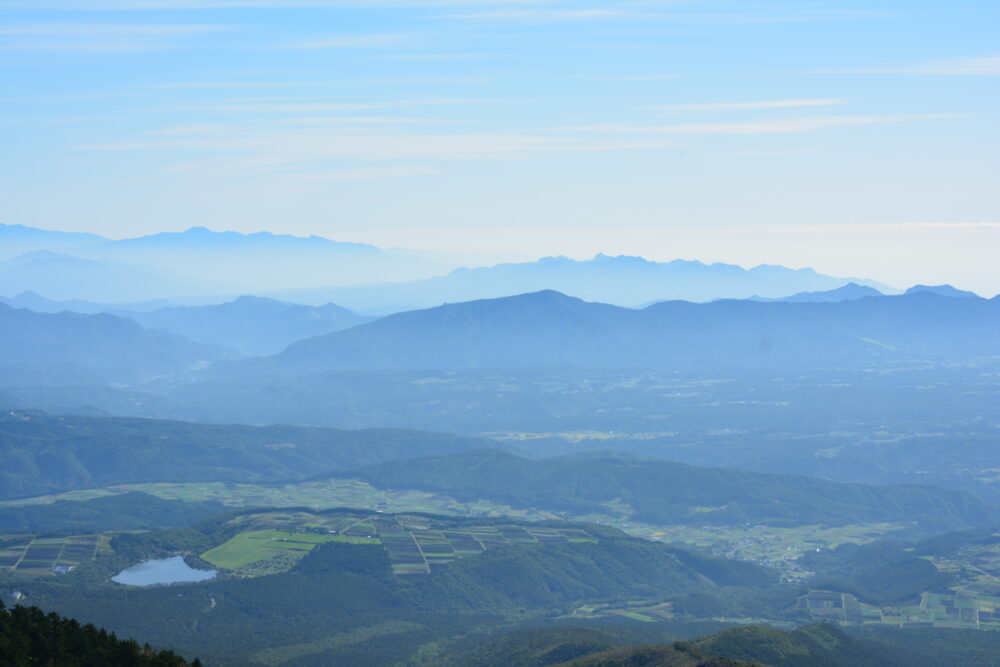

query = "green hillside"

[0,411,493,499]
[436,623,924,667]
[355,449,998,529]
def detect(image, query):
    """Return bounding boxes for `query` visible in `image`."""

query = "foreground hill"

[354,450,998,529]
[0,303,232,386]
[0,411,492,499]
[452,622,996,667]
[560,624,914,667]
[0,601,193,666]
[263,290,1000,374]
[117,296,376,356]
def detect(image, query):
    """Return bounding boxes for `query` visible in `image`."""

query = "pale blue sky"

[1,1,998,290]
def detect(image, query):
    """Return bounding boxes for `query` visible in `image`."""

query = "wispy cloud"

[166,96,479,114]
[651,99,846,113]
[141,76,494,89]
[443,9,641,22]
[565,115,955,136]
[283,33,411,50]
[444,6,890,24]
[856,55,1000,76]
[0,23,227,52]
[2,0,548,8]
[141,81,312,90]
[75,122,670,169]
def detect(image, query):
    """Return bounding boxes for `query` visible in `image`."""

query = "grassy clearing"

[202,530,346,570]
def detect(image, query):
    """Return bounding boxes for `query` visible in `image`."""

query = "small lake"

[112,556,216,586]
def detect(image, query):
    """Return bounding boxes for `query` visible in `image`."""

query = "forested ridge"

[0,600,195,666]
[354,449,998,529]
[0,410,492,499]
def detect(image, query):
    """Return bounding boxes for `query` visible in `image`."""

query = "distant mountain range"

[0,223,451,299]
[0,223,106,260]
[904,284,979,298]
[274,253,893,311]
[0,290,171,314]
[749,282,883,303]
[0,292,376,356]
[115,296,376,356]
[0,302,233,385]
[0,251,205,302]
[254,288,1000,374]
[2,223,908,307]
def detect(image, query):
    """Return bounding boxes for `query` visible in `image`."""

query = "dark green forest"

[0,600,194,667]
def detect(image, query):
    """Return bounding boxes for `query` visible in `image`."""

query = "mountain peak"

[904,284,978,298]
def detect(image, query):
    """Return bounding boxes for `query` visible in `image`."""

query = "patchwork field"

[0,534,108,577]
[199,510,598,577]
[0,479,913,584]
[799,589,1000,630]
[610,520,907,582]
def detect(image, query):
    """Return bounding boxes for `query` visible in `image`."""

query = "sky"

[1,0,998,292]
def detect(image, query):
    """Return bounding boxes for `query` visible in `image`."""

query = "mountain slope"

[261,290,1000,374]
[117,296,376,356]
[353,450,997,529]
[0,303,232,386]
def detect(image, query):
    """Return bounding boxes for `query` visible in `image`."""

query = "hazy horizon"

[2,0,998,292]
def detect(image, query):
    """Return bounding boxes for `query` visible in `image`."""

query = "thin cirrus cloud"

[858,55,1000,75]
[168,96,480,114]
[651,99,846,113]
[75,123,672,165]
[443,9,641,22]
[565,115,955,136]
[282,33,412,50]
[0,0,548,8]
[0,23,227,52]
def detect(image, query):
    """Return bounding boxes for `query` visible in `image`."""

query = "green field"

[202,530,375,572]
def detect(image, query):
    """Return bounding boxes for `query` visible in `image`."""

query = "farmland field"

[0,478,915,583]
[197,510,600,577]
[201,529,374,574]
[0,534,107,577]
